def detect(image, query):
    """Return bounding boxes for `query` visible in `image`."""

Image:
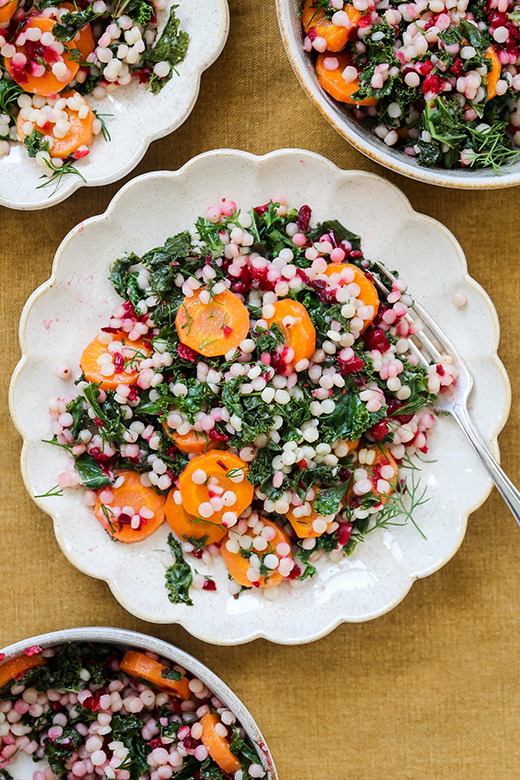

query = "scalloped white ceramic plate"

[0,627,277,779]
[9,149,511,644]
[0,0,229,210]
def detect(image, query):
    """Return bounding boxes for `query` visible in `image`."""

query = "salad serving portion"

[0,0,188,189]
[300,0,520,170]
[45,197,456,605]
[0,641,268,779]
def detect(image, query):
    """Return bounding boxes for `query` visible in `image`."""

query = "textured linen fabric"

[1,1,520,778]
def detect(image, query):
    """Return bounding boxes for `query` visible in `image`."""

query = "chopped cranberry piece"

[363,328,390,353]
[337,355,365,375]
[127,385,140,402]
[94,417,104,428]
[422,73,444,95]
[296,204,311,232]
[222,324,233,338]
[436,364,445,376]
[337,522,353,546]
[177,343,198,362]
[370,420,389,441]
[89,447,112,463]
[208,428,229,442]
[202,579,217,591]
[417,59,434,75]
[113,353,125,373]
[253,203,270,215]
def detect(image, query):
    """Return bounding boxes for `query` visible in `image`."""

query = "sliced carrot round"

[94,471,166,543]
[80,330,151,391]
[485,46,501,101]
[302,0,348,52]
[17,90,94,159]
[221,518,291,588]
[179,451,254,523]
[165,492,227,546]
[162,421,218,455]
[264,299,316,366]
[175,288,250,358]
[0,653,46,689]
[4,15,79,96]
[324,262,379,331]
[200,712,241,775]
[0,0,18,25]
[119,651,191,700]
[315,51,379,106]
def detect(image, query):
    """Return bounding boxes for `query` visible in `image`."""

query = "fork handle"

[451,403,520,526]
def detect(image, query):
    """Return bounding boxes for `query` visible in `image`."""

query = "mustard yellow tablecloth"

[1,2,520,778]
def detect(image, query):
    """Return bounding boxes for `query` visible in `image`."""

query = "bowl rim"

[8,148,512,642]
[275,0,520,190]
[0,0,230,211]
[0,626,278,778]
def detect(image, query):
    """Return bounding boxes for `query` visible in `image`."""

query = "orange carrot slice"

[0,0,18,25]
[162,421,218,455]
[263,299,316,366]
[286,492,335,538]
[315,51,379,106]
[302,0,364,52]
[200,712,241,774]
[17,90,94,159]
[164,493,227,546]
[175,288,250,358]
[221,518,291,588]
[0,654,46,688]
[120,651,191,700]
[485,46,501,101]
[80,330,151,391]
[179,451,254,523]
[4,15,79,96]
[94,471,166,543]
[324,262,379,331]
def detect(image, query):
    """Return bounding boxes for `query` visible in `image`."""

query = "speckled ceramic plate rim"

[9,149,511,644]
[275,0,520,189]
[0,626,278,778]
[0,0,229,211]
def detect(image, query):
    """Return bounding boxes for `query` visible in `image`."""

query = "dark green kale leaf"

[247,443,285,499]
[0,769,13,780]
[66,396,90,440]
[0,80,22,116]
[165,533,193,605]
[19,644,83,693]
[198,758,228,779]
[182,534,209,552]
[313,481,350,516]
[195,217,225,258]
[140,231,192,300]
[309,219,361,252]
[24,129,49,158]
[296,290,349,345]
[251,323,284,354]
[83,384,125,442]
[44,726,82,776]
[75,72,101,96]
[109,255,144,308]
[110,714,149,780]
[221,379,273,446]
[73,453,112,490]
[160,667,183,681]
[146,6,189,94]
[319,389,386,443]
[52,6,105,42]
[229,729,261,773]
[295,464,339,501]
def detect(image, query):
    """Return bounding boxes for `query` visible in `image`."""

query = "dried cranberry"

[337,522,353,546]
[337,355,365,375]
[436,364,445,376]
[450,57,464,75]
[296,204,311,232]
[52,702,62,711]
[149,738,164,750]
[177,343,198,362]
[370,420,389,441]
[358,14,371,26]
[349,250,363,259]
[288,564,302,580]
[192,549,203,559]
[183,735,201,751]
[253,203,270,215]
[222,324,233,338]
[417,59,434,76]
[202,579,217,591]
[387,399,413,424]
[363,328,390,353]
[118,513,132,525]
[127,385,140,402]
[296,268,309,284]
[89,447,112,463]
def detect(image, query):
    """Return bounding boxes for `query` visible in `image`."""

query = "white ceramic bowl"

[0,626,277,780]
[275,0,520,189]
[0,0,229,210]
[9,148,511,644]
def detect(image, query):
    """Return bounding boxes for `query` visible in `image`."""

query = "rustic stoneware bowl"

[276,0,520,188]
[0,0,229,210]
[0,626,278,779]
[9,149,511,643]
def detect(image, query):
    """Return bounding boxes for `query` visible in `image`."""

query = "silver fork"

[371,261,520,524]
